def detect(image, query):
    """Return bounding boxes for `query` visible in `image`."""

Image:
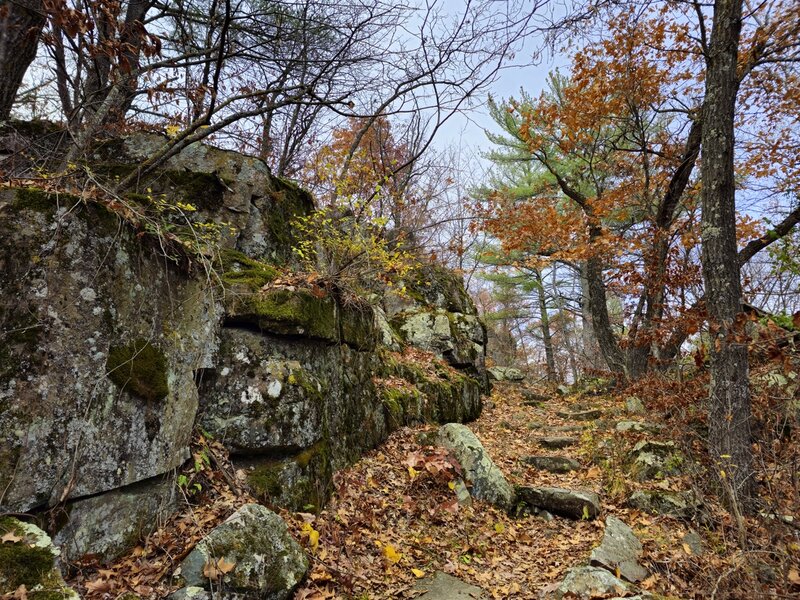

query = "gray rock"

[552,566,629,599]
[1,187,218,512]
[589,516,648,582]
[199,329,326,454]
[0,518,80,598]
[522,389,549,403]
[628,440,683,481]
[615,421,662,433]
[628,489,699,519]
[625,396,646,415]
[682,530,704,556]
[436,423,515,511]
[557,408,603,421]
[539,436,579,449]
[453,478,472,507]
[522,456,581,473]
[487,366,525,381]
[414,571,487,599]
[169,587,211,600]
[515,486,601,520]
[54,473,178,562]
[180,504,308,599]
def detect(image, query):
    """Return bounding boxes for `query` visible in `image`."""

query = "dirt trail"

[286,381,700,599]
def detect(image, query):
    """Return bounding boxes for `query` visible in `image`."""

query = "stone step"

[538,436,579,449]
[522,455,581,473]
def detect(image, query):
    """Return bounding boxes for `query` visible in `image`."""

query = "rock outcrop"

[0,130,489,567]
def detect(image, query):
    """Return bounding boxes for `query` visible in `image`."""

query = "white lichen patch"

[79,287,97,302]
[267,379,283,399]
[241,385,263,405]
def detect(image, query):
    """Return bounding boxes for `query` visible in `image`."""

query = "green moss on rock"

[219,249,280,289]
[12,187,79,213]
[106,339,169,402]
[0,518,69,595]
[163,170,228,211]
[227,288,338,341]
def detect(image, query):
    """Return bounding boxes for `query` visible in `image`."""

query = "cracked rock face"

[0,190,219,513]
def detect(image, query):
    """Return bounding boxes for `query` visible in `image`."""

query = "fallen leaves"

[203,557,236,580]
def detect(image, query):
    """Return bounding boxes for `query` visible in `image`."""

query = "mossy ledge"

[106,339,170,402]
[225,287,339,342]
[219,249,280,290]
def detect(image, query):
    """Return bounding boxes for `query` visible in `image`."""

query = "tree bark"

[534,269,556,381]
[0,0,45,120]
[700,0,755,512]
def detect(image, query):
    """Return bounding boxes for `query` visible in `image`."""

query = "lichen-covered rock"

[552,566,629,600]
[625,396,646,415]
[198,329,327,454]
[54,473,178,562]
[180,504,308,599]
[515,486,601,520]
[627,489,700,519]
[589,516,648,582]
[114,132,314,263]
[615,421,661,433]
[487,366,525,381]
[0,517,79,598]
[627,440,684,481]
[522,455,581,473]
[436,423,515,510]
[0,188,218,512]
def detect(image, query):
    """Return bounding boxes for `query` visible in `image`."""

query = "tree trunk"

[700,0,755,512]
[0,0,44,120]
[578,262,604,371]
[534,269,556,381]
[585,251,626,374]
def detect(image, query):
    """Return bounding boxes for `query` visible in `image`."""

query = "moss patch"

[219,249,280,290]
[106,339,169,402]
[227,288,338,341]
[0,518,56,590]
[247,441,331,511]
[11,187,78,213]
[163,170,228,211]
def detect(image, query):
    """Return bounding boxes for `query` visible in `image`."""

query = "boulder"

[436,423,515,511]
[589,516,648,582]
[487,366,525,381]
[54,474,178,562]
[515,486,601,520]
[522,456,581,473]
[0,517,79,599]
[414,572,487,599]
[538,436,579,450]
[628,440,683,481]
[627,489,699,520]
[180,504,308,599]
[552,566,629,600]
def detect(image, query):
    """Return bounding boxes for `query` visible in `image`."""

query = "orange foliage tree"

[484,0,800,380]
